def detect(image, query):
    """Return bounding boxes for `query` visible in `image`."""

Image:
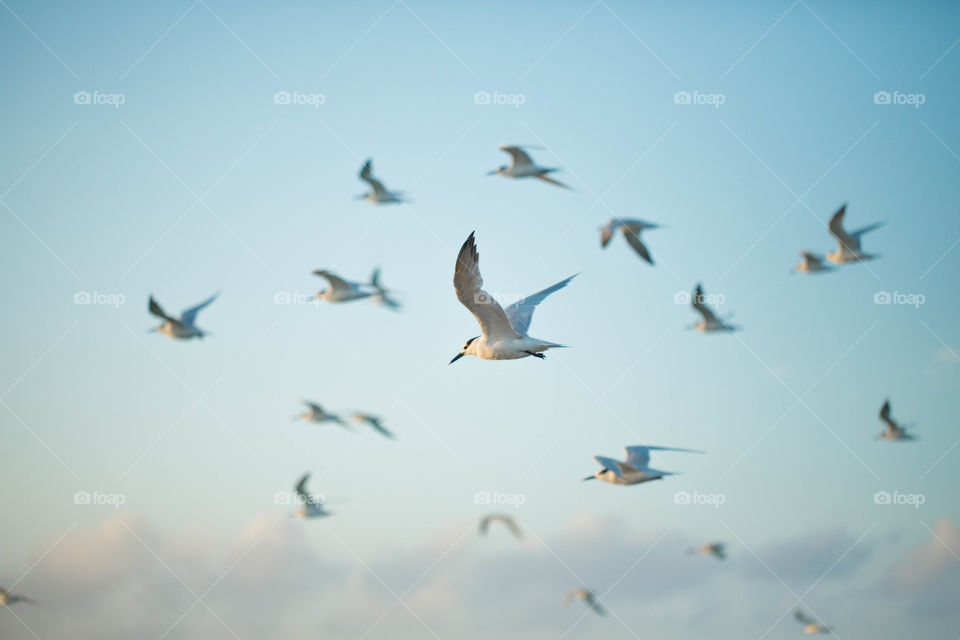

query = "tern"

[148,293,218,340]
[826,204,883,264]
[450,232,575,363]
[689,283,738,332]
[296,402,348,427]
[311,270,373,303]
[478,513,523,540]
[369,268,401,311]
[794,609,831,634]
[584,445,703,485]
[350,412,394,439]
[487,145,570,189]
[0,587,38,607]
[793,251,834,274]
[877,399,915,441]
[356,159,404,204]
[292,473,330,518]
[687,542,727,560]
[600,218,660,264]
[563,588,605,616]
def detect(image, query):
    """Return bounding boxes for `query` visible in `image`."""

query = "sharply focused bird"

[877,399,915,441]
[369,267,402,311]
[350,412,394,439]
[793,251,834,274]
[296,402,348,427]
[689,283,738,332]
[687,542,727,560]
[794,609,831,634]
[487,145,570,189]
[584,445,703,485]
[292,473,329,518]
[563,588,605,615]
[356,159,404,204]
[600,218,660,264]
[825,204,884,264]
[0,587,38,607]
[478,513,523,540]
[311,270,373,303]
[450,232,575,363]
[148,293,219,340]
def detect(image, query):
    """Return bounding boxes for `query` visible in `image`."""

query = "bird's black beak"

[449,352,465,365]
[582,475,595,481]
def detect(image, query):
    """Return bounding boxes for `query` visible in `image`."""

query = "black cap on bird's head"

[449,336,479,364]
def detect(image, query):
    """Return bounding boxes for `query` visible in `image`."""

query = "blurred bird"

[687,542,727,560]
[487,145,570,189]
[689,283,738,332]
[148,293,218,340]
[350,412,393,439]
[356,159,404,204]
[825,203,883,264]
[478,513,523,540]
[794,609,831,634]
[311,270,373,303]
[584,445,703,485]
[292,473,329,518]
[296,402,348,427]
[600,218,660,264]
[563,588,605,615]
[0,587,38,607]
[877,399,915,441]
[369,267,402,311]
[450,232,575,363]
[793,251,834,274]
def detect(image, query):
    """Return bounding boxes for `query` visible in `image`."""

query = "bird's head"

[486,167,504,176]
[449,337,479,364]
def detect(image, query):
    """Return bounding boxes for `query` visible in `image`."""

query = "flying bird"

[369,267,402,311]
[825,203,883,264]
[311,270,373,303]
[350,412,394,439]
[450,232,575,363]
[584,445,703,485]
[296,402,348,427]
[356,159,404,204]
[794,609,831,634]
[793,251,834,274]
[148,293,218,340]
[600,218,660,264]
[877,399,915,441]
[689,283,738,332]
[487,145,570,189]
[478,513,523,540]
[563,588,605,616]
[292,473,329,518]
[0,587,38,607]
[687,542,727,560]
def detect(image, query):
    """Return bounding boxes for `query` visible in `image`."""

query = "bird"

[478,513,523,540]
[877,399,915,441]
[825,203,883,264]
[687,542,727,560]
[487,145,570,189]
[355,159,404,204]
[794,609,831,634]
[584,445,703,485]
[296,402,348,427]
[793,251,834,274]
[0,587,38,607]
[368,267,401,311]
[148,293,218,340]
[292,473,329,518]
[563,588,605,616]
[689,283,738,332]
[350,412,394,439]
[600,218,660,264]
[450,232,575,363]
[311,270,373,303]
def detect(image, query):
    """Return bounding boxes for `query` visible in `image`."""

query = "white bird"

[793,251,834,274]
[687,542,727,560]
[487,145,570,189]
[148,293,218,340]
[794,609,831,634]
[689,283,738,332]
[450,232,575,363]
[356,159,404,204]
[296,401,348,427]
[368,267,401,311]
[563,588,605,616]
[877,399,915,441]
[600,218,660,264]
[311,270,373,303]
[0,587,38,607]
[478,513,523,540]
[825,204,883,264]
[584,445,703,485]
[350,412,394,439]
[292,473,330,518]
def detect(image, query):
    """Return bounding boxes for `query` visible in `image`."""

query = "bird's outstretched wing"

[593,456,623,477]
[691,284,720,324]
[827,204,858,252]
[359,159,388,197]
[624,445,703,469]
[312,270,353,293]
[623,229,653,264]
[583,592,606,616]
[535,173,571,189]
[295,473,311,500]
[180,292,219,327]
[794,609,815,625]
[148,296,178,324]
[479,514,522,539]
[453,232,520,340]
[499,145,534,168]
[503,274,576,337]
[850,221,885,242]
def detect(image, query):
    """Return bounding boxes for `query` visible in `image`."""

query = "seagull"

[793,251,834,274]
[311,270,373,303]
[600,218,660,264]
[825,204,883,264]
[794,609,831,635]
[292,473,330,518]
[478,513,523,540]
[369,268,401,311]
[356,159,404,204]
[563,588,605,616]
[687,542,727,560]
[689,283,738,332]
[877,399,915,441]
[0,587,38,607]
[350,412,394,439]
[487,145,570,189]
[450,232,575,363]
[296,402,348,427]
[148,293,218,340]
[584,445,703,485]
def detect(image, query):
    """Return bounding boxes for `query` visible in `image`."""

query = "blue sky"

[1,1,959,638]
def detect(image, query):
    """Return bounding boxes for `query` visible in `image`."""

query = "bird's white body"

[311,270,373,303]
[688,542,727,560]
[461,334,565,361]
[148,293,218,340]
[488,145,570,189]
[563,588,605,615]
[586,445,702,485]
[877,399,915,441]
[0,588,37,606]
[600,218,660,264]
[350,412,394,438]
[689,283,738,332]
[794,251,834,274]
[825,204,883,264]
[357,159,404,204]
